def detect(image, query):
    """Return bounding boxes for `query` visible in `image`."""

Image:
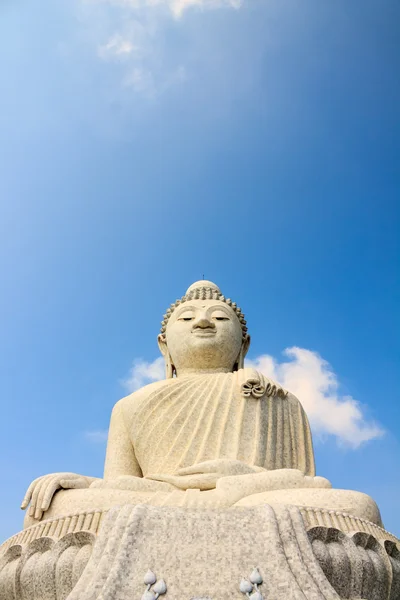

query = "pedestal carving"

[1,504,399,600]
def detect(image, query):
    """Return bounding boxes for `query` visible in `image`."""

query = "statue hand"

[21,473,95,520]
[216,468,332,505]
[176,459,264,478]
[146,460,264,491]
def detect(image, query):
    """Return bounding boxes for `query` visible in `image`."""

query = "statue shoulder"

[238,369,308,414]
[239,368,288,399]
[114,378,173,415]
[284,389,304,406]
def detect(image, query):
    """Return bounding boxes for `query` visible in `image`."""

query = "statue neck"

[176,367,233,377]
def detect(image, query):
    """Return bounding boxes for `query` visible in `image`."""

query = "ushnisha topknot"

[159,280,248,341]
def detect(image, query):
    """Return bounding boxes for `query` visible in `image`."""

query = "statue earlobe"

[235,334,251,371]
[157,334,176,379]
[165,353,176,379]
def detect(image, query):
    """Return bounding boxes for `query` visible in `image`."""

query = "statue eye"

[178,312,194,321]
[212,312,229,321]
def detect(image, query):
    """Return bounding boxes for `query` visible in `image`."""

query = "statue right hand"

[21,473,93,521]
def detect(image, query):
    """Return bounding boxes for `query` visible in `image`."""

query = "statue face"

[163,299,245,374]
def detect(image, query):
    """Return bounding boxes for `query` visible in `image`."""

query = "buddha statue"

[21,280,381,528]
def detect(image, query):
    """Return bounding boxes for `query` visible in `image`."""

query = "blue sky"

[0,0,399,541]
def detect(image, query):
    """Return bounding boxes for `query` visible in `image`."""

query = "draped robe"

[21,368,381,530]
[29,369,321,524]
[123,369,315,486]
[24,370,380,527]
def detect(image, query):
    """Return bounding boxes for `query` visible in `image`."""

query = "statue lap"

[24,473,382,529]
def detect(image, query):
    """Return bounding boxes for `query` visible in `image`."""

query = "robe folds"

[125,368,315,484]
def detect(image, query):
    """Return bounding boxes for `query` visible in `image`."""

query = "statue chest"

[129,375,271,476]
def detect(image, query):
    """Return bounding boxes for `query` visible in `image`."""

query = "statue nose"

[193,315,215,329]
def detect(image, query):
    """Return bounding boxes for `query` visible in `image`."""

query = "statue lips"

[191,327,216,337]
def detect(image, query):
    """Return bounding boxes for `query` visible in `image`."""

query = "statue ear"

[242,334,251,358]
[157,334,175,379]
[157,334,168,357]
[235,334,251,371]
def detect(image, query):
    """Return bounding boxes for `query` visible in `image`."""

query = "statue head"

[157,281,251,378]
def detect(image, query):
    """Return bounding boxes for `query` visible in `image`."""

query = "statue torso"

[120,369,315,477]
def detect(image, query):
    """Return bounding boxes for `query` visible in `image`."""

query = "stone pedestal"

[0,504,399,600]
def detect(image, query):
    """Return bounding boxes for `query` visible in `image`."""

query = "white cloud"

[247,348,384,448]
[98,34,136,59]
[121,348,384,448]
[79,0,241,97]
[90,0,242,19]
[167,0,242,19]
[84,429,109,443]
[123,66,156,95]
[122,356,165,391]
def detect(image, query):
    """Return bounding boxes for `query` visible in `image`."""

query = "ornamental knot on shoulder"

[241,375,287,400]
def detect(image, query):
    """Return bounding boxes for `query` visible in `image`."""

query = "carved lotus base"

[0,504,399,600]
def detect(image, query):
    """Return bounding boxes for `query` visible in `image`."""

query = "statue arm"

[285,391,316,477]
[21,398,142,520]
[103,399,143,480]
